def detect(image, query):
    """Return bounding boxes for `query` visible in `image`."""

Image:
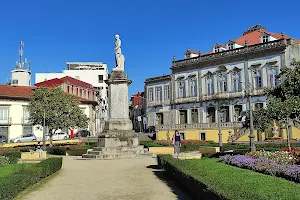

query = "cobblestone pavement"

[20,156,191,200]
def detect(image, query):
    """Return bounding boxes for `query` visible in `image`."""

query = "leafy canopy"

[266,60,300,121]
[28,87,89,132]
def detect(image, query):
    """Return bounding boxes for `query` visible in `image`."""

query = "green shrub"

[0,151,21,164]
[0,157,62,200]
[157,155,300,200]
[0,156,9,167]
[47,147,66,155]
[66,149,88,156]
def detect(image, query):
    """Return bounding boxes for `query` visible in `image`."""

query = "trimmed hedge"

[157,155,300,200]
[0,157,62,200]
[140,141,164,148]
[66,149,88,156]
[46,147,66,155]
[0,151,21,164]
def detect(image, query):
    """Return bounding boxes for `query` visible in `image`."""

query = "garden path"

[20,156,191,200]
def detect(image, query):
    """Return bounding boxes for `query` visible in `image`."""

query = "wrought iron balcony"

[156,122,243,131]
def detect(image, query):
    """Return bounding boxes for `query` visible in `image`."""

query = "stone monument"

[82,34,147,159]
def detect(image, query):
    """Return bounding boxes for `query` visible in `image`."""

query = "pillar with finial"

[198,50,202,56]
[172,56,176,62]
[244,40,248,46]
[281,32,285,38]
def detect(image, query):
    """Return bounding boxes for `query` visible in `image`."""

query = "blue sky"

[0,0,299,96]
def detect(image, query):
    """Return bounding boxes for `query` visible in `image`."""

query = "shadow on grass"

[147,165,193,200]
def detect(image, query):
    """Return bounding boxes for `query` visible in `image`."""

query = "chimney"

[244,40,248,46]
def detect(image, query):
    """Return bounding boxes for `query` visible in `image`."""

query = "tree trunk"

[257,130,262,142]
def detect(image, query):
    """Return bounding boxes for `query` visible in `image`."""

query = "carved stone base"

[82,130,149,160]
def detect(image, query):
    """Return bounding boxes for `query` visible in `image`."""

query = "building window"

[232,72,242,92]
[207,77,214,95]
[0,127,8,138]
[191,109,198,123]
[23,126,33,135]
[12,79,18,85]
[179,110,187,124]
[200,132,206,141]
[148,88,154,102]
[269,67,279,88]
[156,113,163,125]
[214,47,220,53]
[23,107,30,124]
[219,75,227,93]
[228,43,234,50]
[98,75,103,83]
[254,69,263,89]
[254,103,264,111]
[180,132,185,140]
[178,81,185,98]
[164,85,170,100]
[155,87,162,101]
[0,107,9,124]
[262,35,269,43]
[189,78,197,97]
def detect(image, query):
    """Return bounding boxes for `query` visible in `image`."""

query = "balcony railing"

[201,89,265,101]
[156,122,243,131]
[147,100,170,107]
[174,96,198,104]
[0,117,12,125]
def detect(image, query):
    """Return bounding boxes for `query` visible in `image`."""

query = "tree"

[265,60,300,149]
[28,87,89,148]
[241,108,273,141]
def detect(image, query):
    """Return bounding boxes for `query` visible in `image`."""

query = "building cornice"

[171,39,289,73]
[145,74,171,85]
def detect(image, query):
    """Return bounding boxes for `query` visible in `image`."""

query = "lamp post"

[217,105,223,148]
[243,81,256,152]
[42,109,46,151]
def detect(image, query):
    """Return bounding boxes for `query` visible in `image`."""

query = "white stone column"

[229,105,234,122]
[215,106,218,123]
[187,109,191,124]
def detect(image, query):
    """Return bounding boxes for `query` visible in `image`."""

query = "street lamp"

[217,105,223,148]
[242,81,256,152]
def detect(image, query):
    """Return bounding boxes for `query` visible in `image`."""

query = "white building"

[0,85,97,141]
[35,62,109,128]
[145,25,300,142]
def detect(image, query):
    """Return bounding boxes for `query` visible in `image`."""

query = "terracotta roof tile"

[0,85,97,105]
[186,50,199,54]
[0,85,35,99]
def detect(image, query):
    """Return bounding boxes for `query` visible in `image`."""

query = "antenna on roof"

[15,41,30,70]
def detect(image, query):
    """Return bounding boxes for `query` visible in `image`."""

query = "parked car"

[0,135,7,143]
[11,134,36,143]
[75,130,90,137]
[46,132,69,141]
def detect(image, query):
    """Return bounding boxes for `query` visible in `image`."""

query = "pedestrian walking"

[172,130,181,157]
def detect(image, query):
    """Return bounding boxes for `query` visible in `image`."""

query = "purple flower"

[219,155,300,182]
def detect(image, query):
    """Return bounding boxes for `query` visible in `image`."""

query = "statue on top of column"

[113,34,125,71]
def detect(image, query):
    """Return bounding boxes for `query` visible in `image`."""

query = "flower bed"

[158,155,300,200]
[219,154,300,183]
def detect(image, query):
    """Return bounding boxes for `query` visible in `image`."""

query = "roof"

[0,85,97,105]
[185,50,199,54]
[185,25,300,55]
[0,85,35,99]
[35,76,92,89]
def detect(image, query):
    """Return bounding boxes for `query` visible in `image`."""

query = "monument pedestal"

[82,70,148,159]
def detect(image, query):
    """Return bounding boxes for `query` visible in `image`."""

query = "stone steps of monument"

[92,145,144,153]
[87,148,146,156]
[82,152,151,160]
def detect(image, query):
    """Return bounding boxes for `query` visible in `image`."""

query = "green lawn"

[159,156,300,200]
[0,163,35,178]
